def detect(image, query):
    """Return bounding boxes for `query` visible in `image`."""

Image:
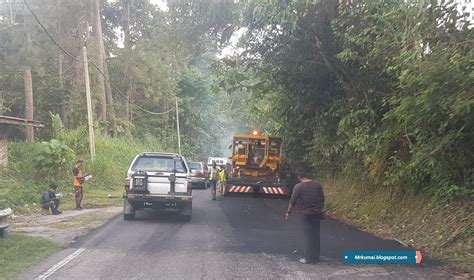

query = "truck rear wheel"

[123,198,136,220]
[181,202,192,222]
[252,186,259,197]
[124,212,135,220]
[182,214,191,222]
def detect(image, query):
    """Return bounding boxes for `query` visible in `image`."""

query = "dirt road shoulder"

[11,206,122,245]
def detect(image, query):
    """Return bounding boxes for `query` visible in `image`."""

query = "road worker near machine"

[217,165,227,197]
[209,161,219,200]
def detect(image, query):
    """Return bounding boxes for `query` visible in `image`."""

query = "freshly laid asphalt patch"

[20,189,456,279]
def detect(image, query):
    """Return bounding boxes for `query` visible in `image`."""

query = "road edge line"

[35,248,86,280]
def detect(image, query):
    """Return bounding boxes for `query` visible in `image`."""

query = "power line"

[23,0,174,116]
[23,0,82,63]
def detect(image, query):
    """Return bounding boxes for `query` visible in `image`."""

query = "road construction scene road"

[0,0,472,279]
[19,189,453,280]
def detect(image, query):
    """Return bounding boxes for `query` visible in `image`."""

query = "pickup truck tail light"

[125,178,130,193]
[187,184,192,194]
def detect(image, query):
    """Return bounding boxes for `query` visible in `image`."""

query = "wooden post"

[82,46,96,160]
[24,66,34,143]
[0,135,7,167]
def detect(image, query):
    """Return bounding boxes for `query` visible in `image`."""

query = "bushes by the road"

[325,178,473,275]
[0,128,169,211]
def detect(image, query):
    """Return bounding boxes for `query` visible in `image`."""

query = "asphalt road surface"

[22,188,455,280]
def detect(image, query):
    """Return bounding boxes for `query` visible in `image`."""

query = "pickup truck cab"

[123,152,192,221]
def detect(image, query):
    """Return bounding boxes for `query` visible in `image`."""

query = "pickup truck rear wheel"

[124,212,135,220]
[123,198,136,220]
[181,202,192,222]
[182,214,191,222]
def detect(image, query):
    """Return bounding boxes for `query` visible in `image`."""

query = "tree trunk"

[56,0,63,89]
[24,66,34,143]
[91,0,107,135]
[121,0,132,124]
[103,59,113,106]
[70,18,87,129]
[57,0,68,127]
[97,0,113,108]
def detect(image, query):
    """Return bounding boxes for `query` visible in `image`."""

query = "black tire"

[181,202,192,221]
[123,198,136,220]
[252,186,259,197]
[124,212,135,220]
[182,214,192,222]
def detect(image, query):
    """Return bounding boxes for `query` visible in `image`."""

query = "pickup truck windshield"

[132,156,187,173]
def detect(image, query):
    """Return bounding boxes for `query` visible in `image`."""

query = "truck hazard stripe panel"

[227,186,287,195]
[226,186,252,193]
[262,187,286,195]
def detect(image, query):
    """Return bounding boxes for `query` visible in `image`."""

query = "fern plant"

[50,112,89,156]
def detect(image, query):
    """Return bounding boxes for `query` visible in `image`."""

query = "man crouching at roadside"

[41,183,62,215]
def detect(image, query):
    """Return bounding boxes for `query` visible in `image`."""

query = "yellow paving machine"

[225,131,291,196]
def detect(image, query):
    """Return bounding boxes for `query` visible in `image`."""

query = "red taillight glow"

[125,178,130,192]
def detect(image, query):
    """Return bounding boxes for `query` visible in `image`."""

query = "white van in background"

[207,157,230,167]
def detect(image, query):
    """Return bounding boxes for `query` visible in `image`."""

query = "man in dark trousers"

[41,184,62,215]
[72,160,86,209]
[209,161,218,200]
[286,167,325,264]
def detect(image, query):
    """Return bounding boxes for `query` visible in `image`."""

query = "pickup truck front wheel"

[123,198,136,220]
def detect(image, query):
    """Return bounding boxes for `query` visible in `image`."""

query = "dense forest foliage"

[0,0,472,200]
[232,0,474,200]
[0,0,246,161]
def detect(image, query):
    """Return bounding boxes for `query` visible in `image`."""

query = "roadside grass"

[0,135,165,278]
[0,135,165,212]
[324,178,473,275]
[49,210,118,230]
[0,233,63,279]
[59,188,123,211]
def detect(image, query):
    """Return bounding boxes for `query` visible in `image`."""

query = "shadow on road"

[133,208,189,223]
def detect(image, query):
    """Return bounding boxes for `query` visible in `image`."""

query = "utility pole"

[82,45,96,160]
[24,26,34,143]
[175,97,181,155]
[9,0,14,25]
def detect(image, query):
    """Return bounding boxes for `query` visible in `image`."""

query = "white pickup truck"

[123,152,192,221]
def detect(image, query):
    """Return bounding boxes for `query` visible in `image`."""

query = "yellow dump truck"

[225,132,291,196]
